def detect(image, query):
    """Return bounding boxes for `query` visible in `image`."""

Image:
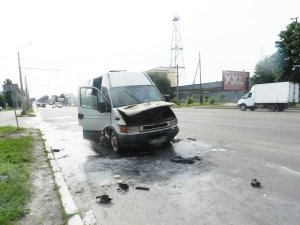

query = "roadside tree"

[276,20,300,83]
[146,71,171,96]
[0,93,6,108]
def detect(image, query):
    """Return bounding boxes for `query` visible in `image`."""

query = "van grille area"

[119,106,176,126]
[141,122,168,131]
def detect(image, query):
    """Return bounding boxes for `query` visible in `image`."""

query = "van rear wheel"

[110,131,122,153]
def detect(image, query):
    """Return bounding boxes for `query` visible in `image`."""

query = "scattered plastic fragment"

[117,183,129,191]
[57,155,68,159]
[96,194,112,204]
[190,156,201,161]
[52,149,60,152]
[170,156,202,164]
[187,138,196,141]
[251,178,261,188]
[114,175,121,179]
[135,187,150,191]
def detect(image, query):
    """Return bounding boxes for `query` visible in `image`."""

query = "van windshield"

[110,85,163,107]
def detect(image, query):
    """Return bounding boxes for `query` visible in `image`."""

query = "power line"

[21,67,59,71]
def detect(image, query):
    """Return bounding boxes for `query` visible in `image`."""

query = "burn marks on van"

[118,106,176,126]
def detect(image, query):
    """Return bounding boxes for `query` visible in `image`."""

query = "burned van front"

[115,102,179,148]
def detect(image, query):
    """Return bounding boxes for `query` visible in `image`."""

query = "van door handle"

[78,113,84,119]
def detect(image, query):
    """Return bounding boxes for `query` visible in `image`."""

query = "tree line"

[251,20,300,86]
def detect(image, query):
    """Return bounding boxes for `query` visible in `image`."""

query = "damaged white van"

[78,71,179,152]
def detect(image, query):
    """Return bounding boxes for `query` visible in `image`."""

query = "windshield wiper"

[123,90,141,103]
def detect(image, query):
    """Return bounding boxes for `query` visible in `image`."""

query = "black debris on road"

[117,183,129,191]
[52,149,60,152]
[251,178,261,188]
[96,194,112,204]
[170,156,201,164]
[135,187,150,191]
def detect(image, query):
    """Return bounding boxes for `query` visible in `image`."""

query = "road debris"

[190,156,201,161]
[96,194,112,204]
[57,155,68,159]
[117,183,129,191]
[171,155,201,164]
[187,138,196,141]
[251,178,261,188]
[51,149,60,152]
[135,186,150,191]
[114,175,121,179]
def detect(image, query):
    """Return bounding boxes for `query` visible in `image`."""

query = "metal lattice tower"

[170,16,186,102]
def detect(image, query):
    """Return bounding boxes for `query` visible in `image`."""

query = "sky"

[0,0,299,98]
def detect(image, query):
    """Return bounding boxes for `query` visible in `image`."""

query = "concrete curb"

[44,142,84,225]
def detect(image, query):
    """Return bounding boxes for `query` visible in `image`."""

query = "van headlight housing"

[170,119,177,126]
[127,126,140,133]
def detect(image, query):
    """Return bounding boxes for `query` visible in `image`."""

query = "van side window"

[248,92,252,98]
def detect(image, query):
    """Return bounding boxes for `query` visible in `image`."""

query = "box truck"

[237,82,299,112]
[78,71,179,152]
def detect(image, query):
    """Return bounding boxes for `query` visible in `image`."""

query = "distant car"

[41,103,46,108]
[57,103,63,108]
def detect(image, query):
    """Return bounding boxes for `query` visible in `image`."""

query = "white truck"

[78,71,179,152]
[237,82,299,112]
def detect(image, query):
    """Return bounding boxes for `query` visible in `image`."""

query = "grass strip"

[0,126,31,225]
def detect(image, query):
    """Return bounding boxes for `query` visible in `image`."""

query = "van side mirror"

[98,102,111,113]
[164,95,171,102]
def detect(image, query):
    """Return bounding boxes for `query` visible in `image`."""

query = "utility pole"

[18,51,27,115]
[170,16,185,104]
[199,51,203,104]
[25,75,30,110]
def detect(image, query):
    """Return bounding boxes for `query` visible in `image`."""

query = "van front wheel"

[240,104,247,111]
[110,131,122,153]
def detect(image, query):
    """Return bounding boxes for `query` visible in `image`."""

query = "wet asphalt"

[2,106,300,225]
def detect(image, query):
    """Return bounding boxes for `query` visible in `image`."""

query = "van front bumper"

[117,126,179,148]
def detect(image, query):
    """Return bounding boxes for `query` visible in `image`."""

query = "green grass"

[0,126,32,225]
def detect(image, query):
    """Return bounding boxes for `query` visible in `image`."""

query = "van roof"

[108,71,153,87]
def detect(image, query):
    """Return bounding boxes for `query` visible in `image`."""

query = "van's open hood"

[117,101,174,116]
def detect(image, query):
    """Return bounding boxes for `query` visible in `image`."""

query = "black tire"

[250,107,255,111]
[240,104,247,111]
[110,130,123,153]
[267,104,276,112]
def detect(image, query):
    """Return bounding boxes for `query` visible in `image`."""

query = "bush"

[218,93,225,102]
[171,97,177,104]
[209,97,216,104]
[186,96,194,105]
[205,96,209,102]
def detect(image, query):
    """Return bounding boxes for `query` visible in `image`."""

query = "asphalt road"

[1,106,300,225]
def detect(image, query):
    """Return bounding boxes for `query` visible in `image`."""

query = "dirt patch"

[16,129,63,225]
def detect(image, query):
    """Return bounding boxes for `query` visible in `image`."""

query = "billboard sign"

[2,84,20,92]
[222,70,249,91]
